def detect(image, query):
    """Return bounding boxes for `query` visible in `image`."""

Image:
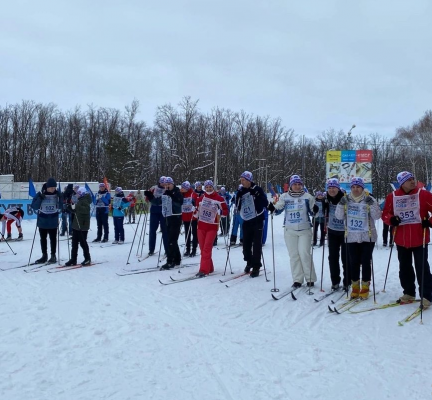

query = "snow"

[0,217,431,400]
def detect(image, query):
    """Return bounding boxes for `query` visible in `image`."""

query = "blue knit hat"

[350,177,365,189]
[165,177,174,185]
[181,181,191,190]
[159,176,166,184]
[241,171,253,182]
[289,175,303,187]
[77,187,87,198]
[327,178,340,189]
[397,171,414,186]
[204,180,214,188]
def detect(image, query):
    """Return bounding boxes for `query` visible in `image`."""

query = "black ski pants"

[242,218,264,269]
[166,215,182,264]
[347,241,375,282]
[39,228,57,256]
[96,212,109,240]
[183,220,198,253]
[71,229,91,262]
[397,245,432,301]
[327,231,349,286]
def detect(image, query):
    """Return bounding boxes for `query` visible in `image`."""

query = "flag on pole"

[103,176,110,191]
[28,178,37,198]
[85,182,95,204]
[267,182,276,197]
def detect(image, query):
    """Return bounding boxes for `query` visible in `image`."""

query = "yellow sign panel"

[326,151,341,163]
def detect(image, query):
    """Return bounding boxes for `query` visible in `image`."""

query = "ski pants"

[96,212,109,240]
[39,227,57,256]
[284,228,317,284]
[183,220,198,253]
[166,216,182,265]
[242,218,264,269]
[397,245,432,301]
[128,206,136,223]
[149,212,168,254]
[198,228,217,274]
[71,229,90,262]
[382,223,394,245]
[313,220,325,246]
[327,231,350,286]
[347,241,375,282]
[113,217,125,241]
[231,213,244,240]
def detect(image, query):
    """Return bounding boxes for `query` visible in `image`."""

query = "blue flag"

[267,182,276,197]
[85,182,95,204]
[28,178,37,198]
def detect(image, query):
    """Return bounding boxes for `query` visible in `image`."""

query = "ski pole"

[319,216,327,292]
[126,209,144,265]
[223,210,236,276]
[260,219,270,282]
[0,232,17,255]
[367,205,377,304]
[270,213,279,292]
[382,226,397,292]
[420,218,427,323]
[307,213,316,295]
[155,219,164,267]
[138,202,149,257]
[344,194,350,298]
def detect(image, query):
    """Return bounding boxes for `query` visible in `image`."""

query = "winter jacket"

[196,191,229,231]
[31,187,62,230]
[335,193,381,243]
[126,194,136,207]
[322,190,345,236]
[382,187,432,248]
[112,192,130,217]
[70,193,91,231]
[235,182,269,223]
[95,188,111,215]
[162,186,183,218]
[274,191,315,231]
[181,189,198,222]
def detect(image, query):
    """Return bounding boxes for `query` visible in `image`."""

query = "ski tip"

[271,294,279,300]
[314,298,319,302]
[397,321,404,326]
[158,279,165,285]
[291,292,297,301]
[328,305,334,312]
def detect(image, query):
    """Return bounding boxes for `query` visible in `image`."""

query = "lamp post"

[347,124,356,149]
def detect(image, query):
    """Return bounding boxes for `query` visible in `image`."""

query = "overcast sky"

[1,0,431,140]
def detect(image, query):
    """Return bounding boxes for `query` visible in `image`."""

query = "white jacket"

[274,191,315,231]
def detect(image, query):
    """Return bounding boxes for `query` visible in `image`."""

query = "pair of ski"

[271,284,307,301]
[158,271,218,285]
[1,260,58,272]
[219,270,270,287]
[117,262,199,276]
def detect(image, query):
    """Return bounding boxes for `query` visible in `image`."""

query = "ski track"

[0,219,431,399]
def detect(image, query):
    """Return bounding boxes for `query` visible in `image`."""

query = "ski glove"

[390,216,401,226]
[422,219,432,229]
[364,195,374,205]
[144,190,154,200]
[313,204,319,214]
[267,202,276,214]
[339,196,348,205]
[164,190,173,197]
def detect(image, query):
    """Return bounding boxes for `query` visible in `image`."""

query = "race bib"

[328,203,345,231]
[162,195,173,217]
[240,193,257,221]
[284,199,308,225]
[347,203,368,232]
[393,192,421,225]
[316,201,324,218]
[113,197,122,209]
[198,198,218,223]
[41,195,58,214]
[154,187,165,198]
[182,197,193,213]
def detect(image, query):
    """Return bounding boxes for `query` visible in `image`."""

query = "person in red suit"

[194,180,228,276]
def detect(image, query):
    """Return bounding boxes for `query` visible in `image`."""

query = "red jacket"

[181,189,198,222]
[126,194,136,207]
[382,187,432,248]
[195,191,228,231]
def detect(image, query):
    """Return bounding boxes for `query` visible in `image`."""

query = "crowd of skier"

[1,169,431,312]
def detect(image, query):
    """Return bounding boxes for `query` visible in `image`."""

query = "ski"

[219,271,249,283]
[1,261,54,271]
[137,251,159,263]
[23,261,61,273]
[349,300,421,314]
[271,285,302,301]
[47,262,104,273]
[159,274,208,285]
[100,242,130,248]
[292,285,315,300]
[332,298,362,314]
[117,263,196,276]
[398,307,423,326]
[314,287,344,303]
[225,271,271,288]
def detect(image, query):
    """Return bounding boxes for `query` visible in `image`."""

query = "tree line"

[0,98,431,200]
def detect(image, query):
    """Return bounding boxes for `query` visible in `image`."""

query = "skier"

[30,177,62,264]
[180,181,198,257]
[112,187,130,244]
[65,187,92,266]
[270,174,318,287]
[144,176,169,256]
[159,177,183,269]
[195,180,228,276]
[93,182,111,243]
[235,171,269,278]
[126,191,137,224]
[61,183,74,236]
[0,207,24,241]
[335,177,381,299]
[382,171,432,309]
[313,191,325,247]
[322,178,350,291]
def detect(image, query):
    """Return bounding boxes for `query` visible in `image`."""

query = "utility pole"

[214,142,218,187]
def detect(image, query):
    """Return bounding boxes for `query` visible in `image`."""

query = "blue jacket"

[112,193,130,217]
[95,189,111,215]
[31,191,62,229]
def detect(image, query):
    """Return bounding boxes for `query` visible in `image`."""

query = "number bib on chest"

[154,187,165,198]
[328,203,345,231]
[284,198,309,225]
[41,195,58,214]
[113,197,122,209]
[182,197,193,213]
[240,193,257,221]
[393,192,421,225]
[199,198,218,223]
[347,203,368,232]
[162,195,173,217]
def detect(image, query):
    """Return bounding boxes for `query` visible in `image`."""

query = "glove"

[364,195,374,205]
[339,196,348,206]
[118,207,122,211]
[422,219,432,229]
[71,204,76,210]
[267,202,275,214]
[144,190,154,200]
[164,190,173,197]
[313,204,319,214]
[390,216,401,227]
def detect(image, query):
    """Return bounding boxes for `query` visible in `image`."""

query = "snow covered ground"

[0,216,431,400]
